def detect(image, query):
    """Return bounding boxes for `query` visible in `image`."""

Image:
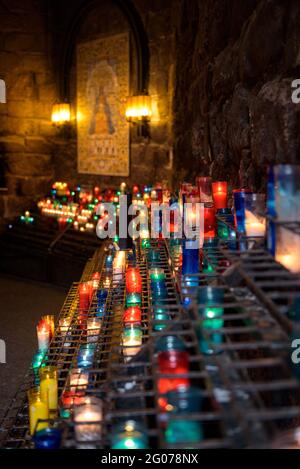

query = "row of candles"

[29,251,221,447]
[29,270,104,447]
[123,266,143,360]
[181,178,266,239]
[183,167,300,274]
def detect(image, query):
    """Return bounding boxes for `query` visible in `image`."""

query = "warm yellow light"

[125,95,152,122]
[51,103,71,125]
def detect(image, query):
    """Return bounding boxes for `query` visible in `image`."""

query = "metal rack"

[1,233,300,449]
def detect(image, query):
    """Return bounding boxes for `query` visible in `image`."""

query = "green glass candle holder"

[197,286,224,355]
[155,335,186,353]
[150,268,166,282]
[165,387,203,445]
[111,420,149,449]
[126,293,142,307]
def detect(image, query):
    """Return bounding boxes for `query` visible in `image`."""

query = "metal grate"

[1,234,300,449]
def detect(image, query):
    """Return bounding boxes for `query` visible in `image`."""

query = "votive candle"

[74,397,103,443]
[39,366,58,412]
[87,318,101,343]
[204,204,216,238]
[69,368,89,393]
[126,268,142,294]
[41,315,55,340]
[212,182,228,210]
[123,307,142,325]
[37,320,51,352]
[122,326,143,360]
[28,387,49,436]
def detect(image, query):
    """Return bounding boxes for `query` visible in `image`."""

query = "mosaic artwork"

[77,33,129,176]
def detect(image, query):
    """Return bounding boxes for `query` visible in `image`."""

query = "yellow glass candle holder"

[28,387,49,436]
[39,366,58,412]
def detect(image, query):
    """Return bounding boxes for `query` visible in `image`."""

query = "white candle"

[74,397,103,443]
[59,317,72,347]
[70,368,89,393]
[122,329,143,361]
[37,325,50,352]
[113,251,126,285]
[87,318,101,343]
[245,210,266,237]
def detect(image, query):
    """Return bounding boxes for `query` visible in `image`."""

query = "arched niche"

[57,0,149,100]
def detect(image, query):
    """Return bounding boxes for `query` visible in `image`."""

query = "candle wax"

[29,398,49,436]
[40,377,58,412]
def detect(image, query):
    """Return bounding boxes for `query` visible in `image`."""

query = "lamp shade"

[51,103,71,124]
[125,95,152,122]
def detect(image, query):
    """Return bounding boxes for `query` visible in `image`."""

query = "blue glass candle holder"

[33,428,62,449]
[267,219,276,256]
[105,254,113,268]
[182,240,199,275]
[165,387,203,445]
[233,189,252,233]
[97,289,108,318]
[267,165,276,217]
[197,287,224,355]
[77,344,96,368]
[182,275,199,306]
[97,289,108,303]
[151,280,168,299]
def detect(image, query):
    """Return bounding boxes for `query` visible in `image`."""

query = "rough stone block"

[5,153,53,177]
[0,135,25,152]
[25,136,52,154]
[3,194,33,219]
[19,175,53,196]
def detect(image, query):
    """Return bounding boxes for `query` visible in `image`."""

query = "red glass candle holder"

[123,306,142,325]
[157,351,190,410]
[204,204,216,238]
[212,182,228,210]
[126,268,142,294]
[197,177,213,203]
[79,283,90,328]
[61,390,86,409]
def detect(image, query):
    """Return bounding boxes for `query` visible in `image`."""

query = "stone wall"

[0,0,56,219]
[2,0,299,220]
[173,0,300,191]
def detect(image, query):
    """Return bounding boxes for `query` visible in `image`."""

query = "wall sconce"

[51,102,71,125]
[125,94,152,123]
